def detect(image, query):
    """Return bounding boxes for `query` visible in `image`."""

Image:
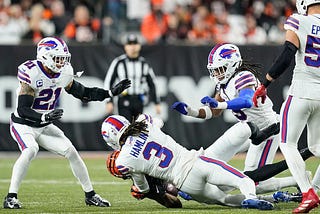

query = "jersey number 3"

[143,141,173,168]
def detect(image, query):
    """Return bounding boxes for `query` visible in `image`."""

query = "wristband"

[200,106,212,119]
[262,79,271,88]
[41,114,46,122]
[216,102,228,109]
[186,106,199,117]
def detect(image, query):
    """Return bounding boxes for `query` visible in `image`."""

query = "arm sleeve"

[17,95,43,122]
[104,59,120,103]
[268,41,298,79]
[225,88,254,110]
[65,80,111,102]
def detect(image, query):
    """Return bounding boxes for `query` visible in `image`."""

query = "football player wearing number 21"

[3,37,131,209]
[253,0,320,213]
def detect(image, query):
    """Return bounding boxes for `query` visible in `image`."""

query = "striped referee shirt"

[104,54,160,104]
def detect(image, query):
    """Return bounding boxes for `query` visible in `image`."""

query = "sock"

[85,190,96,198]
[65,147,93,193]
[7,193,18,199]
[256,177,297,194]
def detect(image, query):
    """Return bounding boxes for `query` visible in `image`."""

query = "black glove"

[250,122,280,145]
[110,79,131,96]
[43,109,63,122]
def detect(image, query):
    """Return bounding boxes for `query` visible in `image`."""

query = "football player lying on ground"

[106,150,182,208]
[101,113,274,210]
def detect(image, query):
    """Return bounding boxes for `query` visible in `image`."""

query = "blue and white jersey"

[219,70,278,129]
[14,60,73,116]
[284,13,320,100]
[116,114,202,191]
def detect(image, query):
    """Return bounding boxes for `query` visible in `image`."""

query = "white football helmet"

[36,37,71,73]
[207,43,242,84]
[296,0,320,15]
[101,115,130,150]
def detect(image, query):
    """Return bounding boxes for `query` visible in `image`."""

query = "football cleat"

[241,198,274,210]
[85,194,111,207]
[293,188,320,213]
[3,197,21,209]
[273,191,302,203]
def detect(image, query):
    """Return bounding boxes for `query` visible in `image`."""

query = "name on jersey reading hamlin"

[130,132,148,158]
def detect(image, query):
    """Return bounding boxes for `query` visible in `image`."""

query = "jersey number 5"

[143,141,173,168]
[305,35,320,67]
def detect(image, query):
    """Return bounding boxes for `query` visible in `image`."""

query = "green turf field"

[0,152,319,214]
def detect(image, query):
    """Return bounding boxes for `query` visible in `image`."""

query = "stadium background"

[0,0,307,151]
[0,44,306,151]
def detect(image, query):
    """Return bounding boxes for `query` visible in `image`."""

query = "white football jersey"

[285,13,320,100]
[219,71,278,129]
[14,60,73,116]
[116,114,202,191]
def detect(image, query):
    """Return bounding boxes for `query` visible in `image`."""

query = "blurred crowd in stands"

[0,0,296,45]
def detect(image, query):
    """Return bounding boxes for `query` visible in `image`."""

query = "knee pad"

[64,146,79,159]
[23,145,39,160]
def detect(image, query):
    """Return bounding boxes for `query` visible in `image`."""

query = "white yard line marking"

[0,179,129,185]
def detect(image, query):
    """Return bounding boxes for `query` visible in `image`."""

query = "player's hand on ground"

[43,109,63,122]
[200,96,218,108]
[110,79,131,96]
[171,102,189,115]
[130,185,146,200]
[253,85,267,107]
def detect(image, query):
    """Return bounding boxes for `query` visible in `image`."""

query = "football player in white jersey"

[3,37,131,209]
[253,0,320,213]
[101,114,274,210]
[172,43,298,194]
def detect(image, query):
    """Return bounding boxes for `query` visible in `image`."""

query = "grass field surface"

[0,152,319,214]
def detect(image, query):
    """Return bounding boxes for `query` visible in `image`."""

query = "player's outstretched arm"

[65,79,131,102]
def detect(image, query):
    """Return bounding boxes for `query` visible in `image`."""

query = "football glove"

[171,102,188,115]
[200,96,218,108]
[253,85,267,107]
[130,185,146,200]
[42,109,63,122]
[110,79,131,96]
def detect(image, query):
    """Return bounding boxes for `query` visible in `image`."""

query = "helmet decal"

[206,43,242,84]
[219,48,237,59]
[105,117,126,131]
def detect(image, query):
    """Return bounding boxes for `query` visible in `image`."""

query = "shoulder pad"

[234,71,256,91]
[284,13,301,32]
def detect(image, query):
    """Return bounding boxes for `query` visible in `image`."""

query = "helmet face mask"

[207,43,242,85]
[37,37,71,73]
[101,115,130,150]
